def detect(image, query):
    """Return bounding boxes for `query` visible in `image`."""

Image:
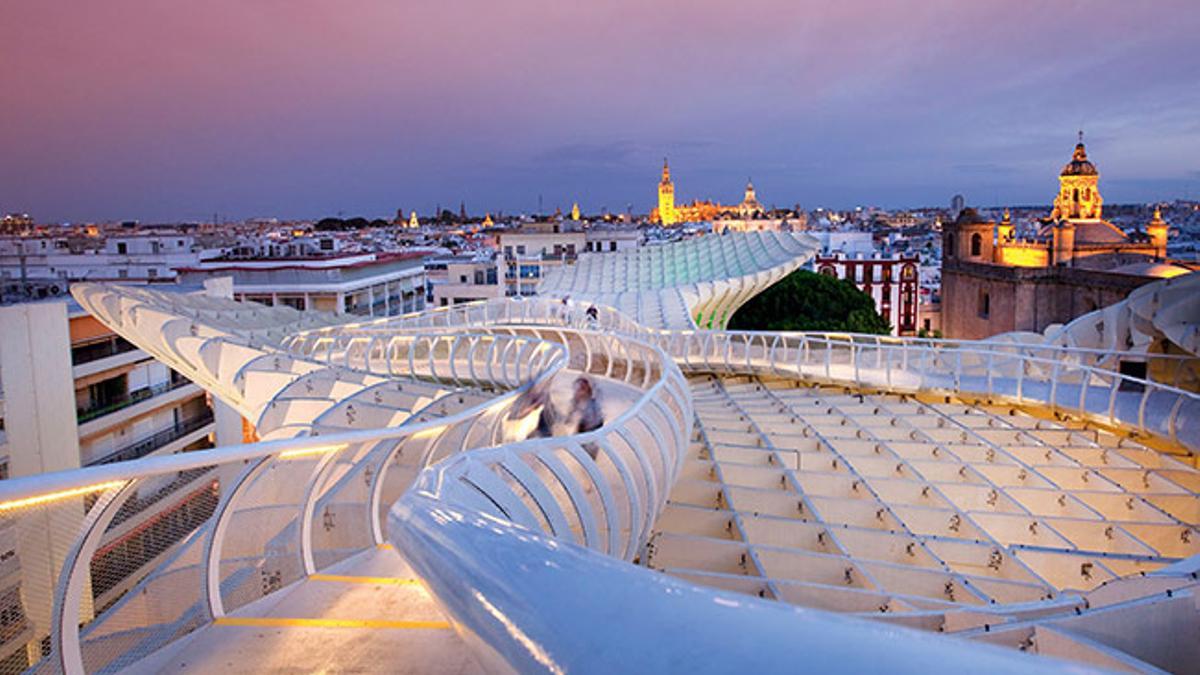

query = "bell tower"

[1147,205,1169,259]
[1051,132,1103,221]
[657,158,678,225]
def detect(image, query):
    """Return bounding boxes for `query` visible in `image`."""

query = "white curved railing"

[650,330,1200,451]
[0,285,690,674]
[2,286,1192,673]
[322,295,1200,386]
[1,346,686,673]
[304,297,1200,452]
[388,479,1072,675]
[284,331,568,392]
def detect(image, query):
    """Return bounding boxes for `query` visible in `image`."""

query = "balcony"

[85,411,215,466]
[71,335,137,366]
[76,377,194,424]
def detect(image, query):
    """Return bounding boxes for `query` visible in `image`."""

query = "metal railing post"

[52,481,136,675]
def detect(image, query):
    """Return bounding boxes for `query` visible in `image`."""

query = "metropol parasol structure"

[0,231,1196,673]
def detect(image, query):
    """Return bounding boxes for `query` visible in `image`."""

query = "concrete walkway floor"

[128,546,483,674]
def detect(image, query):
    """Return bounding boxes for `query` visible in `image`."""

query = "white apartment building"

[424,254,504,307]
[0,296,235,670]
[177,252,428,316]
[499,225,642,296]
[0,232,222,303]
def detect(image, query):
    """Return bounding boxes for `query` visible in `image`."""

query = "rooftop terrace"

[0,247,1195,673]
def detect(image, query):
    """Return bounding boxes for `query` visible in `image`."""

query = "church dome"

[953,207,989,225]
[1061,143,1098,176]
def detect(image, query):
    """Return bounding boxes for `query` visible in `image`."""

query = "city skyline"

[3,1,1199,222]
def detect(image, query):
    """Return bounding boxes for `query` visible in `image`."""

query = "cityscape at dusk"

[0,2,1197,674]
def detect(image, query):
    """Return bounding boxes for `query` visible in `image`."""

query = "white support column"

[0,302,90,663]
[205,278,246,495]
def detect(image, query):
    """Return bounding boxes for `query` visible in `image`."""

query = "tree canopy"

[727,269,891,334]
[314,217,390,231]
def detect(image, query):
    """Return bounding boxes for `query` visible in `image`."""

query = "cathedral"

[650,159,767,226]
[940,136,1194,340]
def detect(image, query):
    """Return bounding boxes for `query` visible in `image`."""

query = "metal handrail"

[15,284,1194,674]
[11,283,690,675]
[296,297,1199,450]
[649,330,1200,450]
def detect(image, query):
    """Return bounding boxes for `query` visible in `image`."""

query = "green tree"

[727,269,891,334]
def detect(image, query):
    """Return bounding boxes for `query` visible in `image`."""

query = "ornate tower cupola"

[1051,132,1103,221]
[1147,205,1169,259]
[739,178,763,219]
[657,158,678,225]
[996,208,1014,243]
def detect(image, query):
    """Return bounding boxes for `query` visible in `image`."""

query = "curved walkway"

[0,284,1193,673]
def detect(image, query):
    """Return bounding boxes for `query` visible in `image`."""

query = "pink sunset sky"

[2,0,1199,221]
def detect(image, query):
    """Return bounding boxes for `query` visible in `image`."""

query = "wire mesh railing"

[318,297,1198,451]
[5,284,1188,674]
[1,285,690,674]
[652,330,1200,451]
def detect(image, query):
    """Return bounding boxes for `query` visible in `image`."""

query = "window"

[923,318,931,331]
[979,291,990,319]
[147,268,158,278]
[609,241,617,251]
[118,269,128,278]
[946,233,955,256]
[516,245,526,255]
[459,274,467,283]
[117,242,127,254]
[970,233,982,257]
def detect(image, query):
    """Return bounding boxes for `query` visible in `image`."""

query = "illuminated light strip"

[376,543,395,550]
[213,617,450,630]
[277,444,346,460]
[0,481,126,513]
[309,574,422,586]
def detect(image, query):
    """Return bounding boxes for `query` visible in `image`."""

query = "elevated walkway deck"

[130,545,481,674]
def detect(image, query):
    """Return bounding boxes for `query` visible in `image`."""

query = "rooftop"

[0,252,1194,673]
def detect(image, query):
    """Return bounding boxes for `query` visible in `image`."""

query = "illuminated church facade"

[940,136,1193,339]
[650,159,771,229]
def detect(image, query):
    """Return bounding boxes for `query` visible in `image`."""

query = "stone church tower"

[1050,133,1103,221]
[657,158,678,225]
